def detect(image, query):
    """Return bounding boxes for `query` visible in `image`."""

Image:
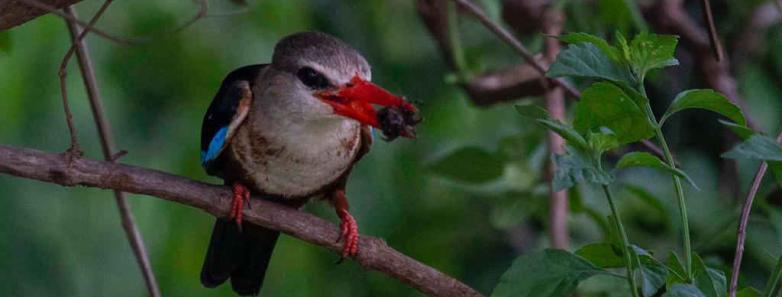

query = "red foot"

[230,182,250,231]
[334,190,359,258]
[337,209,359,258]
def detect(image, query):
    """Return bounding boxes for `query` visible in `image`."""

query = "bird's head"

[270,32,417,138]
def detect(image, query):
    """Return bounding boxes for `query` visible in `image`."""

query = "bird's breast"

[228,117,362,198]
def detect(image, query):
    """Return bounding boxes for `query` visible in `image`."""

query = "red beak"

[316,75,417,135]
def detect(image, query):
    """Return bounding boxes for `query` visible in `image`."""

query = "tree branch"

[416,0,547,106]
[0,0,83,30]
[542,7,569,250]
[0,144,484,297]
[728,132,782,297]
[62,5,161,297]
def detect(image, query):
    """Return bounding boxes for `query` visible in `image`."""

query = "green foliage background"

[0,0,780,296]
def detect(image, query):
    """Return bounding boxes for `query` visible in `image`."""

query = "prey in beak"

[316,75,420,140]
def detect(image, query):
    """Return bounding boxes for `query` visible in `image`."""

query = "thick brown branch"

[0,144,483,297]
[417,0,546,106]
[0,0,83,30]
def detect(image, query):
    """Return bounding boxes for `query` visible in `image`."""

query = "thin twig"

[62,5,161,297]
[728,132,782,297]
[699,0,724,61]
[450,0,580,97]
[16,0,135,44]
[542,8,569,250]
[0,144,484,297]
[167,0,208,34]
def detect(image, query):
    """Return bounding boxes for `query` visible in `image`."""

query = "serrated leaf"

[663,284,707,297]
[429,147,505,184]
[575,242,625,268]
[616,152,700,190]
[553,146,613,191]
[722,135,782,162]
[547,42,634,84]
[491,249,607,297]
[574,82,655,145]
[719,120,754,140]
[629,33,680,78]
[559,32,620,61]
[661,90,746,126]
[693,255,726,297]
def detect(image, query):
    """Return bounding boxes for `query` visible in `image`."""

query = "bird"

[198,31,417,296]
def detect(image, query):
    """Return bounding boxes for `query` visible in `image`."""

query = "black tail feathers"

[201,218,280,296]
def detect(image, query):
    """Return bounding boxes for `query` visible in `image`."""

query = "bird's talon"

[230,182,249,231]
[337,210,359,258]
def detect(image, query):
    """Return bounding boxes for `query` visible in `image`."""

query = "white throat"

[227,71,362,198]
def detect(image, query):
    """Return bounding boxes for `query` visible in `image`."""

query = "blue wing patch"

[201,126,229,166]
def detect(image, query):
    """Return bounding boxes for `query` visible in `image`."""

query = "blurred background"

[0,0,781,296]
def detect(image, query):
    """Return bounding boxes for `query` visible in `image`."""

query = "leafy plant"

[490,31,747,297]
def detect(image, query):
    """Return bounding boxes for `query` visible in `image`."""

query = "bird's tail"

[201,218,280,296]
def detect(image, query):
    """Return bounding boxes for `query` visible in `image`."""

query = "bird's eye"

[296,67,331,89]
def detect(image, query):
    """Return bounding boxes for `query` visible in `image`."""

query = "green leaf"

[666,252,689,287]
[722,135,782,162]
[616,152,700,190]
[515,103,589,150]
[552,146,613,191]
[638,257,668,297]
[559,32,621,61]
[547,42,634,84]
[719,120,754,140]
[663,284,707,297]
[692,255,726,297]
[574,82,655,145]
[612,81,651,112]
[515,103,550,120]
[735,287,762,297]
[628,33,680,78]
[598,0,648,33]
[429,147,505,184]
[491,249,607,297]
[538,119,590,151]
[661,90,746,126]
[588,128,620,155]
[575,242,625,268]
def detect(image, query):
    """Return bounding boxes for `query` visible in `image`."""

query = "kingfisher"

[199,31,418,296]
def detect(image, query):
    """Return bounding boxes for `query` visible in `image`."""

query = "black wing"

[200,64,267,173]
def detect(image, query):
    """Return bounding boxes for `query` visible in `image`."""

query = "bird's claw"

[336,210,359,260]
[230,182,250,231]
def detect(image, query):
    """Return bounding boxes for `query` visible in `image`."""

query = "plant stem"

[602,185,641,297]
[640,84,693,280]
[654,125,692,279]
[764,255,782,297]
